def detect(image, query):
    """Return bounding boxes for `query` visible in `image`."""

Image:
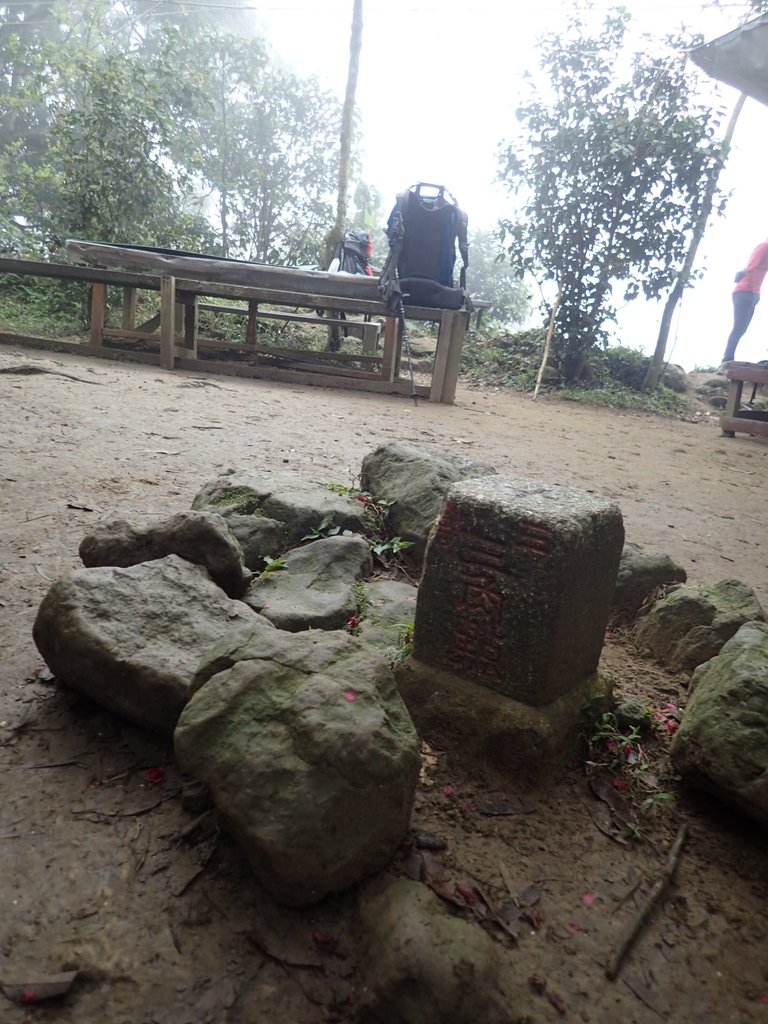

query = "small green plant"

[639,791,676,815]
[346,580,372,634]
[316,484,413,570]
[371,537,414,559]
[585,711,644,773]
[212,488,264,515]
[390,622,414,668]
[257,555,287,578]
[301,513,353,542]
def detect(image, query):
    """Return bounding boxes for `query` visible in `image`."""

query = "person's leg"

[723,292,759,361]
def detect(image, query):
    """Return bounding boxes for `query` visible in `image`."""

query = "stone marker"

[414,476,624,705]
[398,476,624,779]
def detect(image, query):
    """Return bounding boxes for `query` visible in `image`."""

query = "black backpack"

[380,183,469,311]
[330,230,373,276]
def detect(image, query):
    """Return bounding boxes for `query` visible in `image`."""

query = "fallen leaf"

[516,882,543,908]
[1,970,79,1004]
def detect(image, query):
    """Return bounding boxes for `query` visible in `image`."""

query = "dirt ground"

[1,345,767,1023]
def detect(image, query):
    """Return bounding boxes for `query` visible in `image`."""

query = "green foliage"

[0,2,372,279]
[390,622,414,669]
[599,346,650,391]
[558,383,692,418]
[465,227,531,325]
[585,712,644,773]
[498,11,728,379]
[315,484,413,569]
[257,555,286,578]
[301,513,352,542]
[460,329,695,418]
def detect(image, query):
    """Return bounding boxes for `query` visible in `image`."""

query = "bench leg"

[160,275,176,370]
[90,283,106,346]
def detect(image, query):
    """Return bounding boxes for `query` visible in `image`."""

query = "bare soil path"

[1,347,767,1023]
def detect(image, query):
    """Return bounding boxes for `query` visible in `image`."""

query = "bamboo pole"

[533,287,561,400]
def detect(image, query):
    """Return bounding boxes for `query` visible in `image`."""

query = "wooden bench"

[721,362,768,438]
[0,257,470,404]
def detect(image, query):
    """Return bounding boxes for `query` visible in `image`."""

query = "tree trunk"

[643,92,747,390]
[323,0,363,269]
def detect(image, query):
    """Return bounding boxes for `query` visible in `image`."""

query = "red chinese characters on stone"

[513,519,553,558]
[448,535,508,680]
[445,520,553,681]
[434,503,463,549]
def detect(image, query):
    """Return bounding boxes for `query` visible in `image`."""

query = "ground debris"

[1,969,79,1004]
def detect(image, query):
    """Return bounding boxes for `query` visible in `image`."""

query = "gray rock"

[357,579,418,655]
[217,512,286,573]
[355,878,527,1024]
[359,440,496,563]
[634,578,766,672]
[612,541,687,620]
[244,535,373,631]
[79,510,251,597]
[614,695,653,732]
[671,621,768,827]
[174,620,420,905]
[32,555,261,733]
[191,472,367,563]
[662,363,688,393]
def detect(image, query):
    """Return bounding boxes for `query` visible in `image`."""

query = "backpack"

[380,183,469,312]
[328,230,373,276]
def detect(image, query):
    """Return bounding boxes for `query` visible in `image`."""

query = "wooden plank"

[197,336,382,367]
[172,276,386,315]
[439,309,468,405]
[159,275,176,369]
[269,360,382,380]
[0,256,158,290]
[90,283,106,347]
[183,296,198,354]
[246,300,258,346]
[724,362,768,385]
[361,322,380,354]
[720,413,768,438]
[65,242,384,300]
[723,378,744,421]
[198,302,369,331]
[0,332,161,366]
[103,328,161,343]
[136,313,160,332]
[121,287,137,330]
[174,356,429,397]
[430,311,452,402]
[381,318,399,382]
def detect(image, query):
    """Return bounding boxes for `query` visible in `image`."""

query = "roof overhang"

[689,13,768,106]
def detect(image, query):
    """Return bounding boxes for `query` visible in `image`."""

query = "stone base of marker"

[395,657,612,784]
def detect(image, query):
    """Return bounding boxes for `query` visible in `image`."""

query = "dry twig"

[605,823,688,981]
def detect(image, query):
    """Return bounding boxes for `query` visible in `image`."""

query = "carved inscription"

[514,518,553,558]
[434,502,463,550]
[446,518,554,682]
[448,534,508,680]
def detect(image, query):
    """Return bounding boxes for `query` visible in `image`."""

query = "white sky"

[255,0,768,370]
